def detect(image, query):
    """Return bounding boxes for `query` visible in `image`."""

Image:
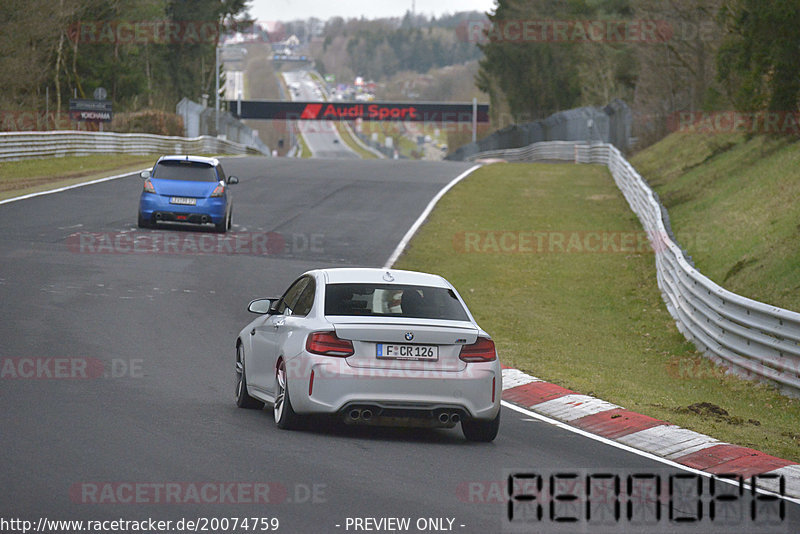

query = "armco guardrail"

[0,130,268,161]
[469,141,800,397]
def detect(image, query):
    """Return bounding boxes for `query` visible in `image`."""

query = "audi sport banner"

[226,100,489,122]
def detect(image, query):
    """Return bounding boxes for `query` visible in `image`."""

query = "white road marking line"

[383,164,483,269]
[0,169,149,205]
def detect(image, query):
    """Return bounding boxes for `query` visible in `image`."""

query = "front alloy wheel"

[274,360,300,429]
[235,344,264,409]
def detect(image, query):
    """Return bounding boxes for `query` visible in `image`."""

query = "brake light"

[210,182,225,197]
[143,178,155,194]
[459,337,497,363]
[306,331,354,357]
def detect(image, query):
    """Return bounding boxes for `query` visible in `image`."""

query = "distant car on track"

[235,268,502,441]
[137,155,238,232]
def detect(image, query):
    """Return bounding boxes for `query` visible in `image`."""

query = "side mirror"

[140,170,151,179]
[248,298,276,314]
[227,176,239,185]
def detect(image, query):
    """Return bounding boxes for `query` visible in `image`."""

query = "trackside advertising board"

[68,99,113,122]
[227,100,489,122]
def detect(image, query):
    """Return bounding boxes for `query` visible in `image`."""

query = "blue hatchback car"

[137,155,238,233]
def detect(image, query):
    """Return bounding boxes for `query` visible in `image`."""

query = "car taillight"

[306,331,354,357]
[143,178,155,194]
[210,182,225,197]
[459,337,497,363]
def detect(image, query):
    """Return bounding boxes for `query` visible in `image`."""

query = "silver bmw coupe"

[235,268,501,441]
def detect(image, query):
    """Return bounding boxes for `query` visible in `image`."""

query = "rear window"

[152,160,219,182]
[325,283,469,321]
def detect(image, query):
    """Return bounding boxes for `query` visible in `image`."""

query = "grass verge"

[0,155,156,201]
[630,133,800,311]
[297,134,312,158]
[334,122,379,159]
[394,162,800,461]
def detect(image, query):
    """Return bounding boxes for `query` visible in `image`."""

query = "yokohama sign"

[228,100,489,122]
[69,99,113,122]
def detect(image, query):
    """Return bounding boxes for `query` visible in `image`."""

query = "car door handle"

[250,328,255,336]
[274,319,285,328]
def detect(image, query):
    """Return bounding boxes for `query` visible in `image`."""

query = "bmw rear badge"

[405,332,414,341]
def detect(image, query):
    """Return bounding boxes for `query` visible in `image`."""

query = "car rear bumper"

[139,194,227,224]
[285,354,502,421]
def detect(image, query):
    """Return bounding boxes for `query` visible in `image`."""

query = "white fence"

[0,130,267,161]
[469,141,800,397]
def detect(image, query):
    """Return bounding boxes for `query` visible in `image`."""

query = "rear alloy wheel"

[274,360,300,429]
[461,411,500,442]
[235,344,264,409]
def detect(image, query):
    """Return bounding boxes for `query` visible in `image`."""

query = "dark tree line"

[312,12,485,83]
[0,0,250,119]
[477,0,800,143]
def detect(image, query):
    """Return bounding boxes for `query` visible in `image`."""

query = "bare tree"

[632,0,725,146]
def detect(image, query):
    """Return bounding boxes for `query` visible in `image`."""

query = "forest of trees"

[3,1,799,147]
[310,12,486,84]
[0,0,250,125]
[477,0,800,145]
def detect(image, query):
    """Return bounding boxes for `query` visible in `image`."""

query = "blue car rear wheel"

[137,212,151,228]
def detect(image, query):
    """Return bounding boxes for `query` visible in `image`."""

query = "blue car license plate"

[170,197,197,206]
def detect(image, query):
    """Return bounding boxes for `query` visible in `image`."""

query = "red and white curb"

[501,367,800,499]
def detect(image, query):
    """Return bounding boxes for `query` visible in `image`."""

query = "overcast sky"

[249,0,496,23]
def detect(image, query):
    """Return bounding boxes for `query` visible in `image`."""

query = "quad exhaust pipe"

[346,407,461,425]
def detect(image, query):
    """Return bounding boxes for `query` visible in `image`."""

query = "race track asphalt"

[1,157,797,533]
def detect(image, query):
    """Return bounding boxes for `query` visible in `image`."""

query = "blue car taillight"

[210,182,225,197]
[143,178,155,194]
